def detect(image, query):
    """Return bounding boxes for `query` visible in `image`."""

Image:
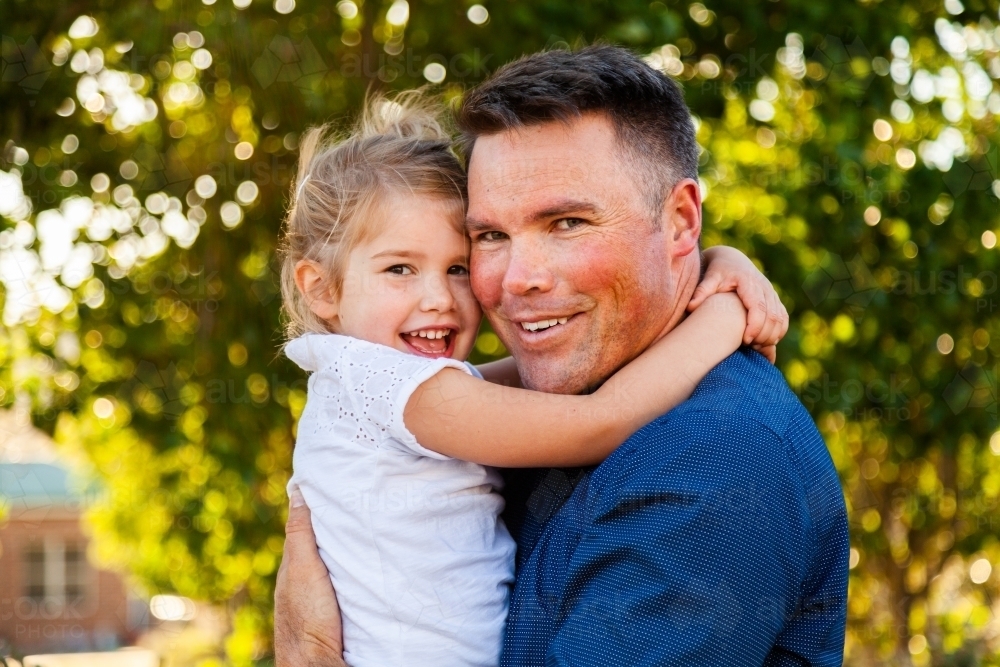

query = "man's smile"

[508,312,583,348]
[519,317,569,332]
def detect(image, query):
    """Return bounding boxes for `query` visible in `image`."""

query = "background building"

[0,409,143,656]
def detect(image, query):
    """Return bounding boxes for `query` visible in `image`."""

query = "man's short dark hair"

[456,44,699,214]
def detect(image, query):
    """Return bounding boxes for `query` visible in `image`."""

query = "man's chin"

[518,361,598,396]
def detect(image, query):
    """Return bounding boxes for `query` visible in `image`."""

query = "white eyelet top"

[286,333,516,667]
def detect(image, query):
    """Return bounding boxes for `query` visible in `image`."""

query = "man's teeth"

[408,329,450,339]
[520,317,568,332]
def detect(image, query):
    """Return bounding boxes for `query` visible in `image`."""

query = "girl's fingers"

[688,271,724,311]
[741,282,769,345]
[754,293,779,346]
[758,289,788,346]
[775,295,790,340]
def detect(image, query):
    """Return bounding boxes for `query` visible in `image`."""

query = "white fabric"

[286,333,516,667]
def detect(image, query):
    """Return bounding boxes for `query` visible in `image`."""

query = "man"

[275,45,848,666]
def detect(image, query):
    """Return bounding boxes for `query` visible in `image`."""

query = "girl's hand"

[687,246,788,362]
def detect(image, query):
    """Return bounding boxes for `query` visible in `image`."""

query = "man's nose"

[419,274,457,312]
[502,239,556,296]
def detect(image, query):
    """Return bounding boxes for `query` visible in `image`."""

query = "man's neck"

[649,253,701,347]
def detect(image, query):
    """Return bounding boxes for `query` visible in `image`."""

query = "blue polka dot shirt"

[500,349,849,667]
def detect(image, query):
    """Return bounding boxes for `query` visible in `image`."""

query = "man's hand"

[274,487,347,667]
[688,246,789,363]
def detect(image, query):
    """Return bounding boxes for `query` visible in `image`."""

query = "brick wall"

[0,508,138,655]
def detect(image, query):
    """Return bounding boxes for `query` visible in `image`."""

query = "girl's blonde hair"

[279,90,467,338]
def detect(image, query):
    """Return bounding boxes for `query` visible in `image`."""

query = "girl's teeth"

[409,330,449,339]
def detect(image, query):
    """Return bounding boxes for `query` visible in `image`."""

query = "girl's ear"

[294,259,339,323]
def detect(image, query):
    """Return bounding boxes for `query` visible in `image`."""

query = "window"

[24,543,46,600]
[65,542,87,600]
[22,538,89,602]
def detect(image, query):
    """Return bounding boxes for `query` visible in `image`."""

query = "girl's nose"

[420,274,456,312]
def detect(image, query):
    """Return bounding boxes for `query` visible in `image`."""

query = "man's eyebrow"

[465,216,493,233]
[531,200,600,222]
[465,200,600,232]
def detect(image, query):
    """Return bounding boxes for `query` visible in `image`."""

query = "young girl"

[282,92,786,667]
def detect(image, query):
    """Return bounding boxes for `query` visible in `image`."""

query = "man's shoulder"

[682,347,805,433]
[630,348,809,450]
[590,349,826,499]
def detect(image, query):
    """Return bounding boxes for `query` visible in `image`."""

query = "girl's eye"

[387,265,413,275]
[448,265,469,276]
[555,218,586,231]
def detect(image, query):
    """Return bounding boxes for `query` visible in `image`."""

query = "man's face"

[467,113,702,394]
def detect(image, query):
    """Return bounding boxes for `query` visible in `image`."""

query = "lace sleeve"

[296,335,476,459]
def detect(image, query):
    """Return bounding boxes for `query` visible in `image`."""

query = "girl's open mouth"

[401,328,456,358]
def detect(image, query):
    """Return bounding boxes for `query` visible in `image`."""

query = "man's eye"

[555,218,586,231]
[477,231,509,243]
[387,265,413,275]
[447,265,469,276]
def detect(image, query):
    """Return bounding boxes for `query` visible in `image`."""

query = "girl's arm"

[691,245,789,361]
[476,356,521,388]
[404,292,746,468]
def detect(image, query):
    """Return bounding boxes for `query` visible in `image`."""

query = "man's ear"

[660,178,702,258]
[294,259,339,323]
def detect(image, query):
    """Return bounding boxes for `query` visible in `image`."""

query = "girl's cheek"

[458,287,482,322]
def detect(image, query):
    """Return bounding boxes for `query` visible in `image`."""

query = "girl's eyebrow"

[370,249,468,265]
[370,249,424,260]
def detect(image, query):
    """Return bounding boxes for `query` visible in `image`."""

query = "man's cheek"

[470,251,504,310]
[560,241,621,296]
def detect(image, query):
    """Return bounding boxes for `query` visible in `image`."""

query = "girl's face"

[333,194,481,360]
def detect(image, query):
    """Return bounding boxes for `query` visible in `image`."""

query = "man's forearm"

[274,625,348,667]
[274,487,348,667]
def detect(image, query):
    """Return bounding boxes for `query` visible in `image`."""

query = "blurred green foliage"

[1,0,999,664]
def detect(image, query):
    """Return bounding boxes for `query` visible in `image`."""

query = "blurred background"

[0,0,998,664]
